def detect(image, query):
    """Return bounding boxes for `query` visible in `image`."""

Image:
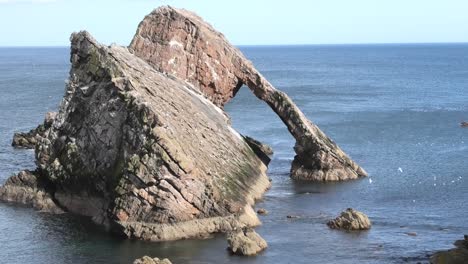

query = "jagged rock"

[227,228,268,256]
[12,112,57,149]
[460,121,468,127]
[0,30,271,241]
[0,170,63,213]
[133,256,172,264]
[327,208,371,230]
[129,6,367,181]
[431,236,468,264]
[243,136,273,166]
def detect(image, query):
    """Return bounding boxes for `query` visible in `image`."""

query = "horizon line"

[1,41,468,48]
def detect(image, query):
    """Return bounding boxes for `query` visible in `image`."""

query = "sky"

[0,0,467,46]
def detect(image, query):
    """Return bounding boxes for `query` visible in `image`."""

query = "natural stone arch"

[130,6,367,181]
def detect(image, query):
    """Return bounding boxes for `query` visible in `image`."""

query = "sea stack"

[1,31,270,241]
[130,6,367,181]
[1,6,367,242]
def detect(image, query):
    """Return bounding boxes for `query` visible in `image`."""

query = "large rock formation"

[129,6,367,181]
[1,31,270,241]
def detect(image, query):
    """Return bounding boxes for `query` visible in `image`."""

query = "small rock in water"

[405,232,417,236]
[460,121,468,127]
[327,208,371,230]
[133,256,172,264]
[287,215,300,219]
[257,208,268,215]
[227,228,267,256]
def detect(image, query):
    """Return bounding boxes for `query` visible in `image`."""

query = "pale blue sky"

[1,0,467,46]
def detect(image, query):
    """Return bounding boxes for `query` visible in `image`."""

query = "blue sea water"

[0,44,467,263]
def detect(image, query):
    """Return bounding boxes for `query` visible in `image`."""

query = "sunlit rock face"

[130,6,367,181]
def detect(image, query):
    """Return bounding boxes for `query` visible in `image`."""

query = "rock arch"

[129,6,367,181]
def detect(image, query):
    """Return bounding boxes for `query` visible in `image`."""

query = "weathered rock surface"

[1,31,270,241]
[0,170,63,213]
[227,228,268,256]
[431,236,468,264]
[12,112,57,149]
[133,256,172,264]
[129,6,367,181]
[327,208,371,230]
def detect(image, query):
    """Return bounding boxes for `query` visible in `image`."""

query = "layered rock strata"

[1,31,270,241]
[129,6,367,181]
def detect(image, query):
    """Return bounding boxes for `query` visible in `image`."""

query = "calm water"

[0,44,467,263]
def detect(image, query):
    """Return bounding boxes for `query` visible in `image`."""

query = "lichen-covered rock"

[1,30,271,241]
[430,236,468,264]
[133,256,172,264]
[227,228,268,256]
[129,6,366,181]
[0,170,63,213]
[12,112,57,149]
[327,208,371,230]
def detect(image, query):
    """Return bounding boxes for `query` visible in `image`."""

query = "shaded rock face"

[327,208,371,230]
[2,31,270,241]
[431,236,468,264]
[133,256,172,264]
[227,228,268,256]
[130,6,367,181]
[243,136,273,166]
[12,112,56,149]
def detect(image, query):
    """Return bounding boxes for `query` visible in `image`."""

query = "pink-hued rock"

[130,6,366,181]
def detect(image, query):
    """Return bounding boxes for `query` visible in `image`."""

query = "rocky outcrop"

[12,112,56,149]
[243,136,273,166]
[431,236,468,264]
[1,31,271,241]
[0,170,63,213]
[133,256,172,264]
[129,6,367,181]
[327,208,371,230]
[227,228,268,256]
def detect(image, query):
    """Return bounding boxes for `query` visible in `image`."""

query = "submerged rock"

[431,236,468,264]
[133,256,172,264]
[227,228,268,256]
[12,112,56,149]
[327,208,371,230]
[130,6,366,181]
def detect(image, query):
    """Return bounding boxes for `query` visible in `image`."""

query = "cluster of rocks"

[0,5,369,259]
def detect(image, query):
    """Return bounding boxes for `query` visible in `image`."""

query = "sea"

[0,44,467,264]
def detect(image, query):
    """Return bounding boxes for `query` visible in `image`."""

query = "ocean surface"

[0,44,467,263]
